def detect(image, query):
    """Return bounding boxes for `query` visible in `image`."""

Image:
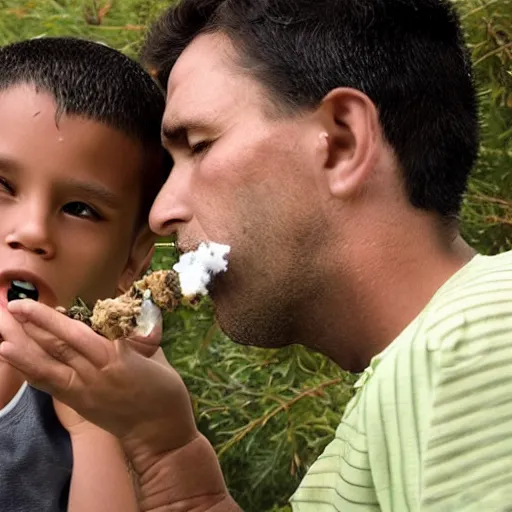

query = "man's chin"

[214,312,289,350]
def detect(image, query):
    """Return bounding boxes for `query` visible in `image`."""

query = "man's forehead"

[167,32,236,98]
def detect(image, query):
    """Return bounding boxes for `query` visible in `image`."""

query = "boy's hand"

[0,300,199,467]
[0,300,239,512]
[53,349,172,437]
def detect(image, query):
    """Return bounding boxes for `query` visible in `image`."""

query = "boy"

[0,37,168,511]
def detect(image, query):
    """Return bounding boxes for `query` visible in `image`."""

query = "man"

[1,0,512,511]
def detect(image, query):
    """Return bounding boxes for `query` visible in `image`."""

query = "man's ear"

[117,226,157,296]
[317,87,382,199]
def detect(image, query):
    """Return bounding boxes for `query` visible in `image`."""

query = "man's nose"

[149,168,193,237]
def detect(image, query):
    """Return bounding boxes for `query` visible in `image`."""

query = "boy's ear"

[117,226,156,296]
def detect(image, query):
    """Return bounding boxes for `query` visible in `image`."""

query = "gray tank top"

[0,382,72,511]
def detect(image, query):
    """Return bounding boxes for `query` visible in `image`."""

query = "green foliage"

[0,0,167,56]
[0,1,510,510]
[456,0,512,254]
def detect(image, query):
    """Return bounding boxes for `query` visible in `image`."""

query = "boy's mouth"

[0,271,56,309]
[8,280,39,302]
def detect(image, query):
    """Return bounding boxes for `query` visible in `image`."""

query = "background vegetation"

[0,1,510,510]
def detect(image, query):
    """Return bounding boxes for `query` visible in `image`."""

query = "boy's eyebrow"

[0,157,121,208]
[62,178,121,208]
[0,155,21,172]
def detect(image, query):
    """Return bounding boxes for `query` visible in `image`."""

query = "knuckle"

[50,339,74,362]
[28,365,45,384]
[27,367,53,393]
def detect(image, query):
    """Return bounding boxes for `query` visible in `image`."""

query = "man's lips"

[177,241,201,255]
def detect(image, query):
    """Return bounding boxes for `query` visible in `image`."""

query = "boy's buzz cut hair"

[0,36,169,223]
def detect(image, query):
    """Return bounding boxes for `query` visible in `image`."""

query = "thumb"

[124,302,163,358]
[150,347,171,367]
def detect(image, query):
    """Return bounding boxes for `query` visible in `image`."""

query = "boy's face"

[0,84,153,310]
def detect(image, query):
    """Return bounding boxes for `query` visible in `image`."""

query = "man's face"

[0,84,150,310]
[150,33,331,348]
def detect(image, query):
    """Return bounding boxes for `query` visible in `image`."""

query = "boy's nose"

[5,217,56,259]
[149,170,193,237]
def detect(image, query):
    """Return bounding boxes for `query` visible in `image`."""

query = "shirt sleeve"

[420,308,512,511]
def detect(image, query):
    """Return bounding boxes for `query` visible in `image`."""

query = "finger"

[0,311,77,396]
[8,300,109,367]
[0,306,26,344]
[125,320,163,358]
[0,341,73,394]
[20,320,99,376]
[149,347,171,367]
[0,306,99,381]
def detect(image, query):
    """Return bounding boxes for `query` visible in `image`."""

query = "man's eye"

[190,140,212,155]
[63,202,101,220]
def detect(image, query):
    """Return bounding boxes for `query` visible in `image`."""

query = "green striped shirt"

[290,250,512,511]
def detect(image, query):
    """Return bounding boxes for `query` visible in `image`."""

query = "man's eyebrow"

[161,123,185,143]
[161,120,210,144]
[61,178,121,209]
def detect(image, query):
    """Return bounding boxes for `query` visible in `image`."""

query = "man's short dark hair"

[141,0,479,218]
[0,36,170,223]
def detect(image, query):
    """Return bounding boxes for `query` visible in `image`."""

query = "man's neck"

[304,223,476,372]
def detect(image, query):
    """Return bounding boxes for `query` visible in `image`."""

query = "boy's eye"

[63,201,101,220]
[0,177,15,194]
